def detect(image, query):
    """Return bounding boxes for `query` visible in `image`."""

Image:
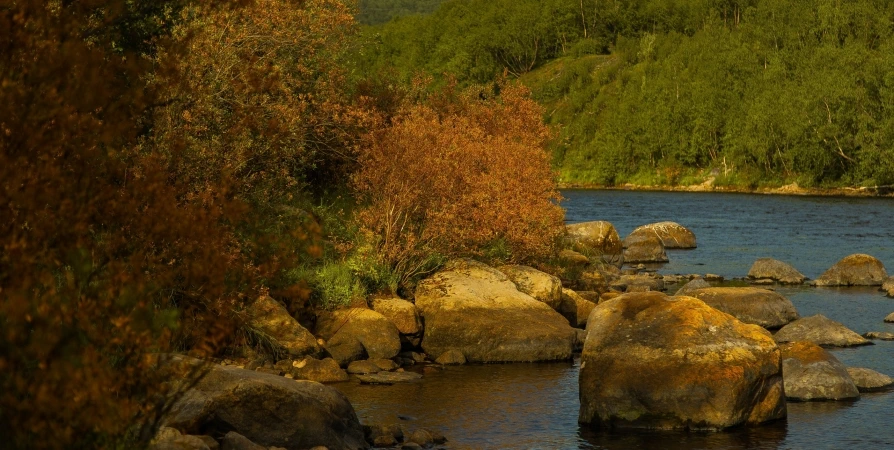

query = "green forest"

[358,0,894,188]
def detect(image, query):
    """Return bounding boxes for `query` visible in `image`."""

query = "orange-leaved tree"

[0,1,321,448]
[353,81,565,288]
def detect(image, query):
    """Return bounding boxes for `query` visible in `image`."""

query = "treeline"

[356,0,445,25]
[361,0,894,187]
[1,1,562,448]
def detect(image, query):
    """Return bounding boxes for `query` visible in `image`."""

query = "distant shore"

[559,178,894,198]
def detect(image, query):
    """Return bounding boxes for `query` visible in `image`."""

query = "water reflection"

[579,422,788,450]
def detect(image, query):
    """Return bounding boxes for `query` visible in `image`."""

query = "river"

[335,190,894,449]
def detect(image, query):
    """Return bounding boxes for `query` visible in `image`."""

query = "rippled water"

[335,190,894,449]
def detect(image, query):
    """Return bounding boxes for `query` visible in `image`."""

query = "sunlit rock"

[624,221,697,249]
[686,287,799,329]
[579,292,785,431]
[846,367,894,392]
[415,259,575,362]
[814,254,887,286]
[774,314,871,347]
[747,258,807,284]
[316,308,401,360]
[780,341,859,401]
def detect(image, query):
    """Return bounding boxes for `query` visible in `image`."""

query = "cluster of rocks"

[154,217,894,445]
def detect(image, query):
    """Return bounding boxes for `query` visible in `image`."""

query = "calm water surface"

[336,190,894,449]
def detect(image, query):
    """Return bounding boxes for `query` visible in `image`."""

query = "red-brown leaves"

[353,82,564,285]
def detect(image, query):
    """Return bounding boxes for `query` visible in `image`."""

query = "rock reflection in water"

[579,423,788,450]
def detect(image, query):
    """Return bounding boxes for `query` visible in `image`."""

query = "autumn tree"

[353,81,565,288]
[0,1,326,448]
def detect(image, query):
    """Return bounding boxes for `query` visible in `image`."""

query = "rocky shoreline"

[559,180,894,197]
[149,220,894,450]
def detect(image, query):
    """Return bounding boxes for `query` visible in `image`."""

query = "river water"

[335,190,894,449]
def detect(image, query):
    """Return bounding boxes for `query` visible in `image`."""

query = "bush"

[312,262,367,310]
[353,81,565,289]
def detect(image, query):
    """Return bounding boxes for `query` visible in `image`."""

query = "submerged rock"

[579,292,785,431]
[747,258,807,284]
[846,367,894,392]
[624,222,697,249]
[165,363,367,450]
[780,342,859,401]
[357,371,423,385]
[863,331,894,341]
[814,254,888,286]
[415,259,575,363]
[622,233,668,264]
[687,287,799,329]
[774,314,871,347]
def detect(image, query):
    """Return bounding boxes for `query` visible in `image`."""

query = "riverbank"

[559,178,894,198]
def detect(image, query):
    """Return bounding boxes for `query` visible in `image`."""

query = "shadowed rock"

[579,291,785,431]
[165,363,367,450]
[622,233,668,264]
[747,258,806,284]
[815,254,888,286]
[687,287,799,329]
[774,314,871,347]
[675,278,710,296]
[780,342,859,401]
[357,371,422,385]
[247,296,321,358]
[316,308,402,361]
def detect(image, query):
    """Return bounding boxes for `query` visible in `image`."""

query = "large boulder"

[747,258,807,285]
[846,367,894,392]
[622,233,668,264]
[565,221,623,263]
[686,287,799,329]
[165,363,367,450]
[247,296,321,358]
[315,308,401,360]
[370,297,421,335]
[814,254,888,286]
[774,314,871,347]
[624,222,696,249]
[779,342,859,401]
[579,292,785,431]
[414,259,575,362]
[498,265,563,311]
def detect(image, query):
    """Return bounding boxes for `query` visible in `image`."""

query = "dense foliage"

[1,1,564,447]
[356,0,444,25]
[362,0,894,188]
[353,81,565,288]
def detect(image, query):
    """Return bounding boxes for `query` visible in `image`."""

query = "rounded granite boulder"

[579,292,785,431]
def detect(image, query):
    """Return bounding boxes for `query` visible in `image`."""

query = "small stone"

[750,278,775,285]
[400,443,423,450]
[358,371,423,385]
[885,312,894,323]
[399,351,427,363]
[363,423,403,448]
[704,274,723,282]
[846,367,894,392]
[347,360,381,374]
[407,429,433,447]
[370,358,399,371]
[434,349,466,365]
[221,431,265,450]
[863,331,894,341]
